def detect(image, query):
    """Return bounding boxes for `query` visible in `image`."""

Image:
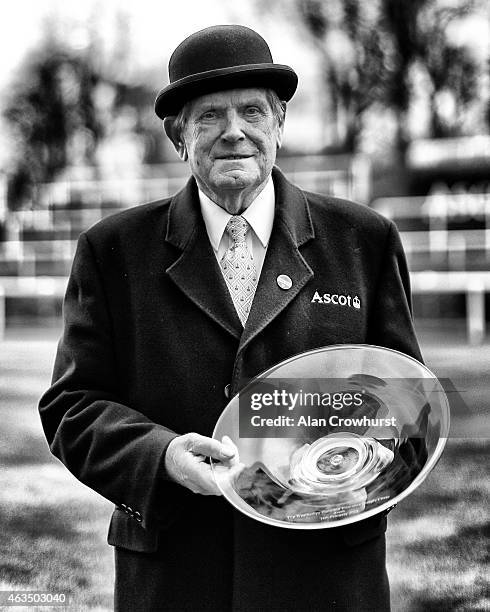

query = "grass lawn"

[387,326,489,612]
[0,326,488,611]
[0,339,113,611]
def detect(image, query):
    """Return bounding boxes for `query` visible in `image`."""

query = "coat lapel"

[238,168,315,353]
[164,168,316,347]
[165,178,242,339]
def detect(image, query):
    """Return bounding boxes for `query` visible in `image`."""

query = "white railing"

[3,165,362,237]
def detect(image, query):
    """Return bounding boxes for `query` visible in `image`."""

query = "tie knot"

[226,215,249,244]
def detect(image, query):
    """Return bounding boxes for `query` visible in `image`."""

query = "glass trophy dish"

[211,344,450,529]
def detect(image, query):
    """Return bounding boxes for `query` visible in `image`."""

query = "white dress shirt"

[198,176,275,279]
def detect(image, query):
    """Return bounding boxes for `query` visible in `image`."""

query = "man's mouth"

[215,154,253,160]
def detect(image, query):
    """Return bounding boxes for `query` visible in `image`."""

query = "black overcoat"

[39,167,422,611]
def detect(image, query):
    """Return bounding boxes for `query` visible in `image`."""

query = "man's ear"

[164,117,188,161]
[276,102,287,150]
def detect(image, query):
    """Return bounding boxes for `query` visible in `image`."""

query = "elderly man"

[39,25,422,611]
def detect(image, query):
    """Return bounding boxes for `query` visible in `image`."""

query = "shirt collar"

[198,176,275,252]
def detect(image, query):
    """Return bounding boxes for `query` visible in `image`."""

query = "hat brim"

[154,64,298,119]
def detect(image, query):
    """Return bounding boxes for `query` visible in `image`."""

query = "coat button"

[277,274,292,290]
[224,384,231,399]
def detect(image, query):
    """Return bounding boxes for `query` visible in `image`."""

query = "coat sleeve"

[38,232,178,531]
[366,220,423,363]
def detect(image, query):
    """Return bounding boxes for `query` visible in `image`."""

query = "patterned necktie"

[220,215,258,326]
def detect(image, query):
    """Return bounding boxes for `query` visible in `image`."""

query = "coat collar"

[166,167,314,250]
[165,167,315,342]
[270,166,315,248]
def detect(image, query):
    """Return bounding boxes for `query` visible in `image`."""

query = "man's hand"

[165,433,240,495]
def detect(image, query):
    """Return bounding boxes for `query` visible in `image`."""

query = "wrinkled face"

[179,88,283,204]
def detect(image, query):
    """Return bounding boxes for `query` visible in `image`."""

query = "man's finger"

[221,435,240,466]
[213,460,245,490]
[187,434,235,461]
[188,462,222,495]
[221,435,237,451]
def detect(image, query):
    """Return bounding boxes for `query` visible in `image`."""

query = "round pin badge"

[276,274,293,290]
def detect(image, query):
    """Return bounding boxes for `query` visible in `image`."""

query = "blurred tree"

[257,0,485,152]
[297,0,394,151]
[2,8,168,211]
[382,0,481,144]
[3,37,103,209]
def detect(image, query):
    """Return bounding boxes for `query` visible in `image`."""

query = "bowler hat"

[154,25,298,119]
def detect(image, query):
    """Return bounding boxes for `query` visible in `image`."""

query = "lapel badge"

[277,274,293,290]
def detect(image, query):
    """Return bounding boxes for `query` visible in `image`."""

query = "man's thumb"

[190,435,235,460]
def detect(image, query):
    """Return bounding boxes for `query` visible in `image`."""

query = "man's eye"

[245,106,261,116]
[200,110,217,120]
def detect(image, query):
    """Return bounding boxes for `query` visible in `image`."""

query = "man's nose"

[221,111,245,142]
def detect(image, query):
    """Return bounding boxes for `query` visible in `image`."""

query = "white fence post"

[467,282,485,345]
[0,285,5,341]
